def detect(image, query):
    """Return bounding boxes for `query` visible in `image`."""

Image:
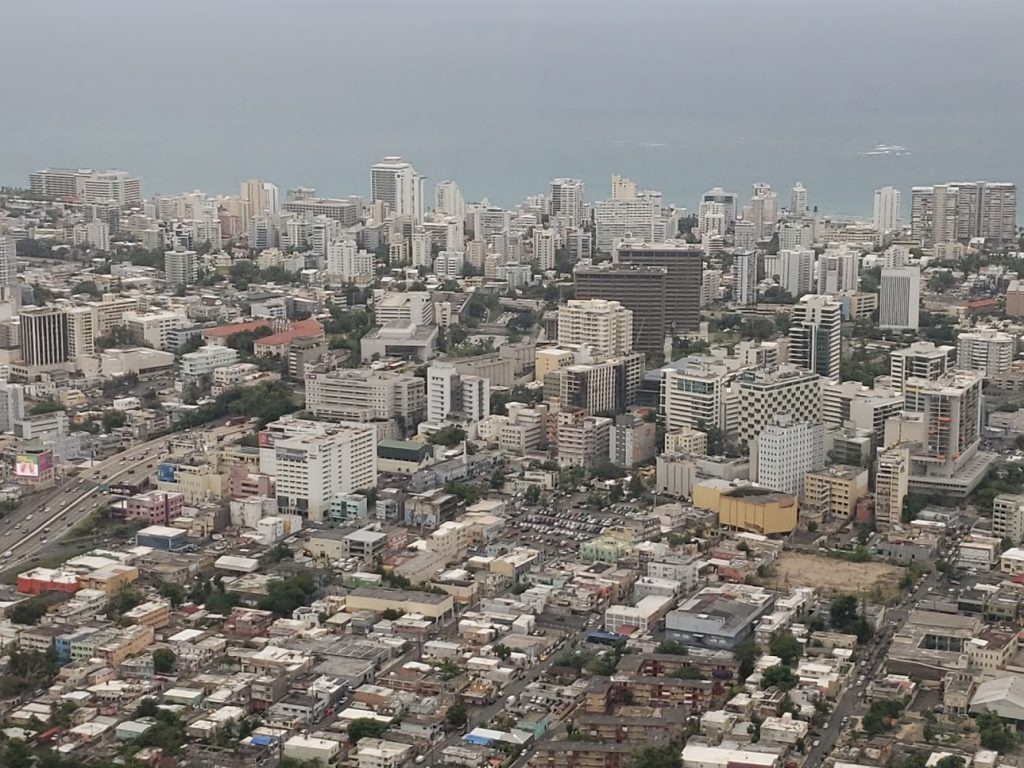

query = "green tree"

[429,425,467,447]
[10,597,49,625]
[761,664,798,691]
[769,630,802,666]
[493,644,512,661]
[153,647,177,674]
[524,484,541,505]
[29,398,63,415]
[101,409,127,431]
[733,638,759,679]
[671,666,707,680]
[977,710,1018,752]
[935,757,965,768]
[446,701,468,729]
[71,280,100,298]
[628,744,682,768]
[655,640,689,656]
[348,718,389,742]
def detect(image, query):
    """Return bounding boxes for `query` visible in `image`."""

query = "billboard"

[15,454,39,478]
[157,463,177,483]
[38,451,53,474]
[259,431,275,448]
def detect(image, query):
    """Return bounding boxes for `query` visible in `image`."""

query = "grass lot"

[769,552,904,603]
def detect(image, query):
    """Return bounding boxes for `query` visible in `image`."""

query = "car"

[812,740,821,748]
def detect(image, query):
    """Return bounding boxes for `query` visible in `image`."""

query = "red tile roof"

[253,317,325,348]
[202,319,275,339]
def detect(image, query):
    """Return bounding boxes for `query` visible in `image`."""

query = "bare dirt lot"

[770,552,904,603]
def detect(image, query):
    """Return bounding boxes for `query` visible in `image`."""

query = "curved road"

[2,422,250,570]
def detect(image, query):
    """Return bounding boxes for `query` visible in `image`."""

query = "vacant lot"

[771,552,904,603]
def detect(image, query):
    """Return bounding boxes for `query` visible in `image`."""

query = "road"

[0,422,251,570]
[803,569,940,767]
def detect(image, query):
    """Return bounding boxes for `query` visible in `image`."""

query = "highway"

[1,422,251,571]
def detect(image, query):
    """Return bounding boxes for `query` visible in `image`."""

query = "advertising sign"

[15,454,39,478]
[157,463,177,483]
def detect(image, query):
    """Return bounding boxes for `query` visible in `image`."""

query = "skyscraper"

[874,447,909,529]
[434,180,465,222]
[533,228,556,271]
[956,329,1016,377]
[701,187,738,227]
[371,157,424,222]
[615,240,703,337]
[748,182,778,239]
[879,266,921,330]
[30,168,141,205]
[240,179,279,217]
[757,415,825,494]
[19,306,70,366]
[911,181,1017,246]
[164,247,199,287]
[873,186,901,233]
[816,248,859,295]
[732,251,758,307]
[889,341,954,395]
[777,248,815,297]
[0,236,17,304]
[574,263,668,353]
[550,178,585,228]
[789,294,842,382]
[790,182,808,218]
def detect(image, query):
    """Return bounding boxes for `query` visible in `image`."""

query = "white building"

[732,251,758,307]
[662,359,738,434]
[873,186,901,233]
[533,228,556,271]
[30,168,142,205]
[374,291,434,326]
[427,363,490,424]
[164,247,198,286]
[410,230,432,268]
[737,365,823,459]
[874,447,909,529]
[993,494,1024,544]
[326,239,374,282]
[557,299,634,357]
[789,295,842,382]
[816,248,859,295]
[777,248,814,296]
[879,265,921,330]
[550,178,585,228]
[593,194,664,251]
[756,416,825,494]
[790,182,808,217]
[181,345,240,378]
[435,180,466,222]
[957,329,1016,377]
[123,310,187,351]
[260,417,378,522]
[240,179,279,216]
[371,156,424,222]
[432,250,464,278]
[890,342,954,392]
[305,368,426,425]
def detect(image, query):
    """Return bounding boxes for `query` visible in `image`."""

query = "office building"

[905,370,982,461]
[911,182,1017,246]
[993,494,1024,544]
[65,306,96,363]
[737,365,822,457]
[19,306,70,366]
[879,265,921,330]
[816,248,859,295]
[611,174,637,200]
[1006,280,1024,319]
[803,465,869,520]
[822,381,903,443]
[734,220,757,250]
[281,197,359,225]
[610,413,658,467]
[957,329,1016,378]
[260,418,377,522]
[790,182,808,217]
[662,359,738,435]
[575,263,668,353]
[0,236,17,303]
[778,221,813,251]
[0,382,25,433]
[410,230,432,268]
[732,251,758,307]
[557,299,633,357]
[371,157,424,222]
[434,180,466,225]
[756,416,825,495]
[775,248,814,296]
[533,228,556,271]
[181,345,240,378]
[594,194,665,251]
[549,178,585,228]
[305,369,426,427]
[426,363,490,424]
[164,247,198,286]
[615,239,703,337]
[374,291,434,326]
[701,187,738,227]
[874,447,910,529]
[873,186,901,233]
[789,295,842,382]
[30,168,141,205]
[423,216,463,254]
[558,353,645,415]
[890,342,954,393]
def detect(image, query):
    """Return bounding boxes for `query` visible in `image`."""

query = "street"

[803,569,939,767]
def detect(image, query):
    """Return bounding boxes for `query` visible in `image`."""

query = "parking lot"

[502,491,654,554]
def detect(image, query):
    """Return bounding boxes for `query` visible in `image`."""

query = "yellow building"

[802,465,869,519]
[693,481,798,534]
[345,587,455,622]
[535,347,575,383]
[78,564,139,594]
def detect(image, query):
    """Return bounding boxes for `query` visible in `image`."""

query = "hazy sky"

[3,0,1022,213]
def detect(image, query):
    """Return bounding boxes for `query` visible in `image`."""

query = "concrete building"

[816,248,859,295]
[890,342,954,393]
[802,465,868,520]
[427,363,490,424]
[556,410,611,468]
[732,251,758,306]
[180,345,240,378]
[557,299,633,357]
[533,228,556,271]
[957,329,1016,378]
[615,240,703,337]
[665,584,775,649]
[550,178,585,228]
[776,248,814,296]
[756,416,825,494]
[260,417,378,522]
[879,265,921,330]
[911,181,1017,246]
[609,413,657,467]
[19,306,70,366]
[305,368,425,427]
[593,194,663,251]
[574,263,668,353]
[693,481,798,534]
[789,295,842,382]
[326,239,374,282]
[994,494,1024,544]
[1007,280,1024,319]
[557,353,645,415]
[164,247,199,286]
[30,168,141,205]
[873,186,902,233]
[662,359,739,434]
[371,156,424,222]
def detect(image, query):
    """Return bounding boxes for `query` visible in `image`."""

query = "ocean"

[3,0,1023,219]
